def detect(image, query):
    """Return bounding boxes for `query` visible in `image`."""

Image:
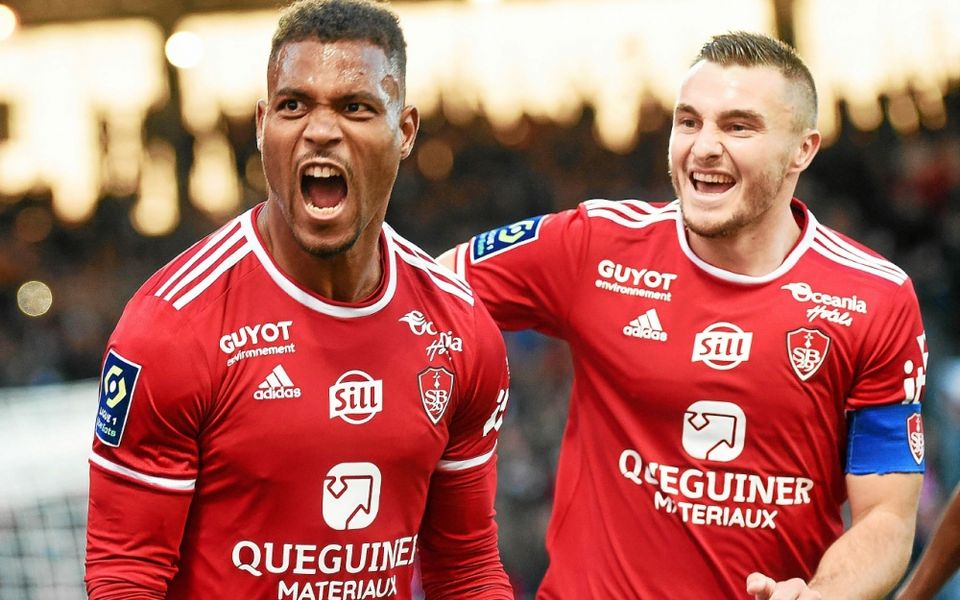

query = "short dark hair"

[694,31,818,130]
[270,0,407,93]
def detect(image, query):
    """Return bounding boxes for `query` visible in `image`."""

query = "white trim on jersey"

[158,226,249,307]
[437,442,497,472]
[385,224,475,307]
[585,199,679,229]
[584,198,669,216]
[89,451,196,491]
[154,229,250,310]
[242,209,399,318]
[155,218,243,300]
[674,200,819,285]
[172,243,252,310]
[811,226,908,285]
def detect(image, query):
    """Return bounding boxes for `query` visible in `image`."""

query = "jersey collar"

[242,203,398,318]
[673,198,819,285]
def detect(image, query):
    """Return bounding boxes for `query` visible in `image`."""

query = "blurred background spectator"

[1,0,959,598]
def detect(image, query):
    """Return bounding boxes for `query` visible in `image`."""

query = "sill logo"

[691,322,753,371]
[322,462,381,530]
[682,401,746,462]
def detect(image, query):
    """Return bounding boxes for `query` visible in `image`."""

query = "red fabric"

[456,198,927,598]
[86,206,513,598]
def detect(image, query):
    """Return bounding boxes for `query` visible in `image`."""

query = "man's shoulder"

[120,213,263,335]
[387,223,479,311]
[578,198,680,229]
[804,218,910,289]
[149,213,261,304]
[568,199,681,253]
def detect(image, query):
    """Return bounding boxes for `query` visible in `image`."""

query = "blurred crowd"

[2,89,959,595]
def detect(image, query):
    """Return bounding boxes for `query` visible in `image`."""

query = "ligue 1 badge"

[95,349,142,447]
[786,327,831,381]
[417,366,454,425]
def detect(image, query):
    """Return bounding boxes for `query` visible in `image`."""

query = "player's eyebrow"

[718,109,765,124]
[674,104,765,123]
[272,87,312,102]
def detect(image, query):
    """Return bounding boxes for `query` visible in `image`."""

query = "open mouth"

[691,172,735,194]
[301,165,347,213]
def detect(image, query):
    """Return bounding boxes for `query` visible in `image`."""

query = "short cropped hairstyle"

[270,0,407,95]
[694,31,818,131]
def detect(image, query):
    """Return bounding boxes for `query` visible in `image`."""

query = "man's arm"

[418,457,514,599]
[417,295,513,598]
[85,301,207,598]
[748,472,922,600]
[896,483,960,600]
[435,211,588,337]
[86,467,194,598]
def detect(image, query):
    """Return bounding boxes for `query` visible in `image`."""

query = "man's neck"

[686,202,803,277]
[256,203,384,303]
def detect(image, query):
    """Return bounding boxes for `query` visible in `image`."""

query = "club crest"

[786,327,830,381]
[907,413,924,465]
[418,367,454,425]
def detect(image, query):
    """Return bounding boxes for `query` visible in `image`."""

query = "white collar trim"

[241,206,397,318]
[673,200,818,285]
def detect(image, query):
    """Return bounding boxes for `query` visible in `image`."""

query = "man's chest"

[200,304,470,482]
[572,254,867,426]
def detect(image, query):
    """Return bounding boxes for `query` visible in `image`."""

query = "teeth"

[305,202,341,214]
[692,172,734,184]
[304,165,339,178]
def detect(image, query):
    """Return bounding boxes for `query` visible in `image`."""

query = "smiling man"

[85,1,514,598]
[439,31,926,599]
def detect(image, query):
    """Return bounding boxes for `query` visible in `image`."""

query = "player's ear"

[255,99,267,151]
[399,105,419,160]
[791,128,821,173]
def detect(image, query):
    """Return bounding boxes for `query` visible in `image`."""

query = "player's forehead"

[674,60,793,121]
[268,38,399,100]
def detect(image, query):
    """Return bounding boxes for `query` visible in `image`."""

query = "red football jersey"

[86,205,513,599]
[451,199,927,598]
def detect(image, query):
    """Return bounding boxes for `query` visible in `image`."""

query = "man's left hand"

[746,572,823,600]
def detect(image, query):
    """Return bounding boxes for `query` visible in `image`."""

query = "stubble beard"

[672,158,790,239]
[292,223,362,259]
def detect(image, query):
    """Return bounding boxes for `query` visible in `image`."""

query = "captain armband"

[846,404,924,474]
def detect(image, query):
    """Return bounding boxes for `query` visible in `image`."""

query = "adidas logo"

[622,308,668,342]
[254,365,302,400]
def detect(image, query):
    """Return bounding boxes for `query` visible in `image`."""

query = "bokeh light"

[16,280,53,317]
[0,4,17,41]
[165,31,204,69]
[416,139,454,181]
[14,207,54,243]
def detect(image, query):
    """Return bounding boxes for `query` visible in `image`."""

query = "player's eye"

[345,102,372,114]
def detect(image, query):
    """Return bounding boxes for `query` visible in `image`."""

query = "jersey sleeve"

[418,303,513,598]
[85,296,213,598]
[845,279,928,474]
[451,207,589,337]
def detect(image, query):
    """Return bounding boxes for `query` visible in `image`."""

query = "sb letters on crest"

[417,367,454,425]
[786,327,831,381]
